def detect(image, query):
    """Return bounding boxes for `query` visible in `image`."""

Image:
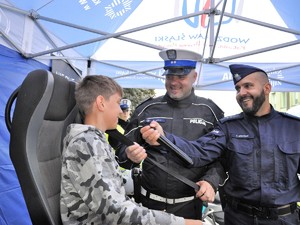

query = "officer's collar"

[244,104,276,121]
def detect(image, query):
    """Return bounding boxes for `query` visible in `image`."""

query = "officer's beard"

[239,89,265,116]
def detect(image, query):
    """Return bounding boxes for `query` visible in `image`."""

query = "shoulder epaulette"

[219,113,243,123]
[135,96,154,109]
[279,112,300,121]
[194,96,224,114]
[207,98,224,115]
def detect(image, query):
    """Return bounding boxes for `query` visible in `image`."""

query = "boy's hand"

[125,143,147,163]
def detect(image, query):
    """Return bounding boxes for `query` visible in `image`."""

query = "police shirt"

[166,106,300,206]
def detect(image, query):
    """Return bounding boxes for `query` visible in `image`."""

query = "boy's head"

[75,75,123,117]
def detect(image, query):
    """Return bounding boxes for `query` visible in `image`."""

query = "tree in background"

[123,88,155,111]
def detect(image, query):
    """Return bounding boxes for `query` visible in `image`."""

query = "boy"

[60,75,202,225]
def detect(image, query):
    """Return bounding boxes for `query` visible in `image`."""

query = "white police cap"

[120,99,131,110]
[159,49,202,75]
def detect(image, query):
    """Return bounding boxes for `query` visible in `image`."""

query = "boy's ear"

[95,95,105,111]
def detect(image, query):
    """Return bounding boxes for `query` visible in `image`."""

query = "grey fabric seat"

[9,70,79,225]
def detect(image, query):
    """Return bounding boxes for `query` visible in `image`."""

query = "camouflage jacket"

[60,124,185,225]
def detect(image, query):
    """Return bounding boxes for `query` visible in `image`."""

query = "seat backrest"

[9,70,79,225]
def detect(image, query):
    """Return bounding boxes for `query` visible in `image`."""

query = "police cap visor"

[163,67,193,76]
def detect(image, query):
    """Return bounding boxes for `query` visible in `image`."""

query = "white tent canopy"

[1,0,300,90]
[1,1,300,224]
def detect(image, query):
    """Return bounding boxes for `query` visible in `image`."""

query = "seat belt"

[106,129,200,192]
[147,157,199,191]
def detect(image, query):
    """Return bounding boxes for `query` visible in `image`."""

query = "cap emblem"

[234,73,241,83]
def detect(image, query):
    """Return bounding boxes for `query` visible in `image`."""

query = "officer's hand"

[140,120,164,146]
[195,180,216,203]
[125,143,147,163]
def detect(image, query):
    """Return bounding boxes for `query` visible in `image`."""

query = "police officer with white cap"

[116,49,225,220]
[119,98,132,129]
[140,64,300,225]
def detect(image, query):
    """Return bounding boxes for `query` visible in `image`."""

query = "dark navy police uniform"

[117,89,225,219]
[166,107,300,224]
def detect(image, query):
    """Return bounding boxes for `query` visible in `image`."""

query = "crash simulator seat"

[9,70,80,225]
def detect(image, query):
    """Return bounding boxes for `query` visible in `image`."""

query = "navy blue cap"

[159,49,202,76]
[229,64,268,85]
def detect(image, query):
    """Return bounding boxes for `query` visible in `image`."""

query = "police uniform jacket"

[166,106,300,206]
[117,89,225,199]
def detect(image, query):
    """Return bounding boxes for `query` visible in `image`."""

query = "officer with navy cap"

[140,63,300,224]
[115,48,225,220]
